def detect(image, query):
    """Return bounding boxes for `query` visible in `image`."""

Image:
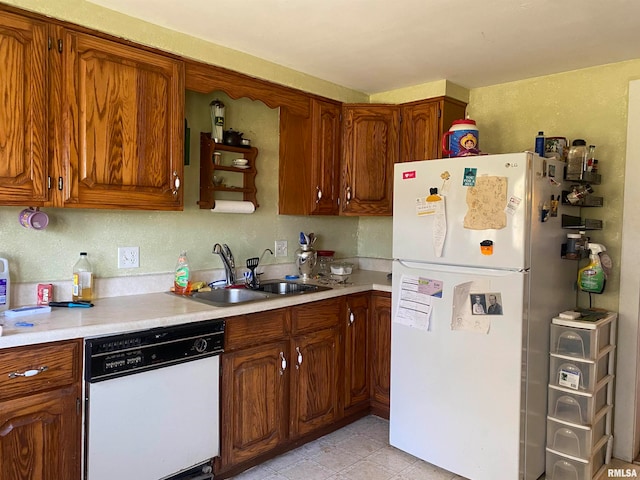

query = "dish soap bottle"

[0,258,10,312]
[578,243,607,294]
[73,252,94,301]
[174,251,191,295]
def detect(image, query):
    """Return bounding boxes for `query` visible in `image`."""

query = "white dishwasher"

[84,319,224,480]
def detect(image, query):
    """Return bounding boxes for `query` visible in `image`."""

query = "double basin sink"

[186,281,332,307]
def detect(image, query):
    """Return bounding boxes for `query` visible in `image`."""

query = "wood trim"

[185,60,310,116]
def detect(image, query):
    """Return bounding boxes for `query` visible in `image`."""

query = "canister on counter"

[37,283,53,305]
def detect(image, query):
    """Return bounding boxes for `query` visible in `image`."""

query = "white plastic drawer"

[546,406,611,459]
[547,377,612,426]
[550,323,612,360]
[549,349,611,392]
[545,435,609,480]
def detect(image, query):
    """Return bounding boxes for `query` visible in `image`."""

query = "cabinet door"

[400,97,467,162]
[0,11,48,205]
[290,327,341,438]
[61,30,184,210]
[344,293,369,413]
[369,293,391,417]
[400,100,440,162]
[309,99,341,215]
[220,341,289,468]
[0,386,80,480]
[341,104,399,215]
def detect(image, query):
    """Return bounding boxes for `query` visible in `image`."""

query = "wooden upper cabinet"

[341,104,399,216]
[60,30,184,210]
[0,11,48,205]
[279,98,341,215]
[400,96,467,162]
[310,99,341,215]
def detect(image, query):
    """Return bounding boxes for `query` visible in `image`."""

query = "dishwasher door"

[85,355,220,480]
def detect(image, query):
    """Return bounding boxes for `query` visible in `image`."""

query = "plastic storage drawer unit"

[550,320,612,360]
[545,435,610,480]
[547,377,612,426]
[549,348,612,392]
[546,406,611,459]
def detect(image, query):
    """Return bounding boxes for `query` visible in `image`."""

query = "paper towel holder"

[210,200,256,214]
[198,132,259,210]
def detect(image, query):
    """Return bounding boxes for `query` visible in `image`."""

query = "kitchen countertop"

[0,270,391,349]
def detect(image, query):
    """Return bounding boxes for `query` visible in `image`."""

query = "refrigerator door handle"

[396,259,529,276]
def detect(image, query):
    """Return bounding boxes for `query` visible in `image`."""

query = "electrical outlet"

[118,247,139,268]
[274,240,288,257]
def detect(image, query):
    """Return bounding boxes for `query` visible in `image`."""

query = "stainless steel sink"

[188,288,273,307]
[176,281,331,307]
[257,281,331,295]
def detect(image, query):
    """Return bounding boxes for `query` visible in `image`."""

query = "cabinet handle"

[316,187,322,203]
[279,351,287,375]
[172,171,181,195]
[348,307,355,325]
[58,177,63,191]
[345,186,351,204]
[8,366,48,379]
[296,346,303,369]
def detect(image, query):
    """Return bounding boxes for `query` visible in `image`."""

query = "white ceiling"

[88,0,640,94]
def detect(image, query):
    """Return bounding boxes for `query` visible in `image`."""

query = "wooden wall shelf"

[199,133,258,209]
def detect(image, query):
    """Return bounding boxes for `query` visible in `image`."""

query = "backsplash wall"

[0,92,361,286]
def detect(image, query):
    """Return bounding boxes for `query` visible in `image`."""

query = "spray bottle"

[578,243,608,294]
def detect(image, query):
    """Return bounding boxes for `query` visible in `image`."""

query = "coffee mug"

[19,208,49,230]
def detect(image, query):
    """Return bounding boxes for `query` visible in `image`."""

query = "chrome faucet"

[257,248,274,275]
[212,243,236,286]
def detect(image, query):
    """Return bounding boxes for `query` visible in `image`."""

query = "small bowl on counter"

[330,262,353,275]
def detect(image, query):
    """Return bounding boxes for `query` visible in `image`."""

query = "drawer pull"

[8,366,48,379]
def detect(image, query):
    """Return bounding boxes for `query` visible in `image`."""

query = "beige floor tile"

[278,459,336,480]
[338,458,396,480]
[230,464,279,480]
[308,443,363,472]
[367,445,419,471]
[335,433,386,458]
[260,448,307,472]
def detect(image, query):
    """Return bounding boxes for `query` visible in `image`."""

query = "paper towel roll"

[211,200,255,214]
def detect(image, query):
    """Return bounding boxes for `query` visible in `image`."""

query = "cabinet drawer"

[291,297,341,334]
[225,308,289,351]
[0,340,81,401]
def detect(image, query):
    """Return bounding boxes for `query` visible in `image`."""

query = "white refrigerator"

[389,152,577,480]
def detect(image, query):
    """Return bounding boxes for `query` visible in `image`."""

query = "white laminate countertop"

[0,271,391,349]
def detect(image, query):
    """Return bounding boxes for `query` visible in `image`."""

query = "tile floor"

[229,415,467,480]
[229,415,640,480]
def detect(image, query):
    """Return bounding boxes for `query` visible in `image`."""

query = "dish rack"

[545,312,617,480]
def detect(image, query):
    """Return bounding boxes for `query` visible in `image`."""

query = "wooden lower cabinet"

[218,299,342,475]
[218,292,392,476]
[220,340,289,467]
[0,339,82,480]
[344,293,370,414]
[290,326,341,439]
[369,292,391,417]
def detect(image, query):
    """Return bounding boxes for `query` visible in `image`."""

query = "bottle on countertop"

[174,251,191,295]
[535,131,545,157]
[73,252,94,302]
[0,258,10,312]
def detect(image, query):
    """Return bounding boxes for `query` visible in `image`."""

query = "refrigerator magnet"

[463,168,477,186]
[480,240,493,255]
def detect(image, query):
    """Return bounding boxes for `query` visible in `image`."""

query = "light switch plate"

[275,240,288,257]
[118,247,139,268]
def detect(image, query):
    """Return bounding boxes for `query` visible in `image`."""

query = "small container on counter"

[317,250,335,276]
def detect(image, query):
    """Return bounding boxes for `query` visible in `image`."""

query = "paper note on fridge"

[451,281,491,334]
[463,176,508,230]
[394,275,439,331]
